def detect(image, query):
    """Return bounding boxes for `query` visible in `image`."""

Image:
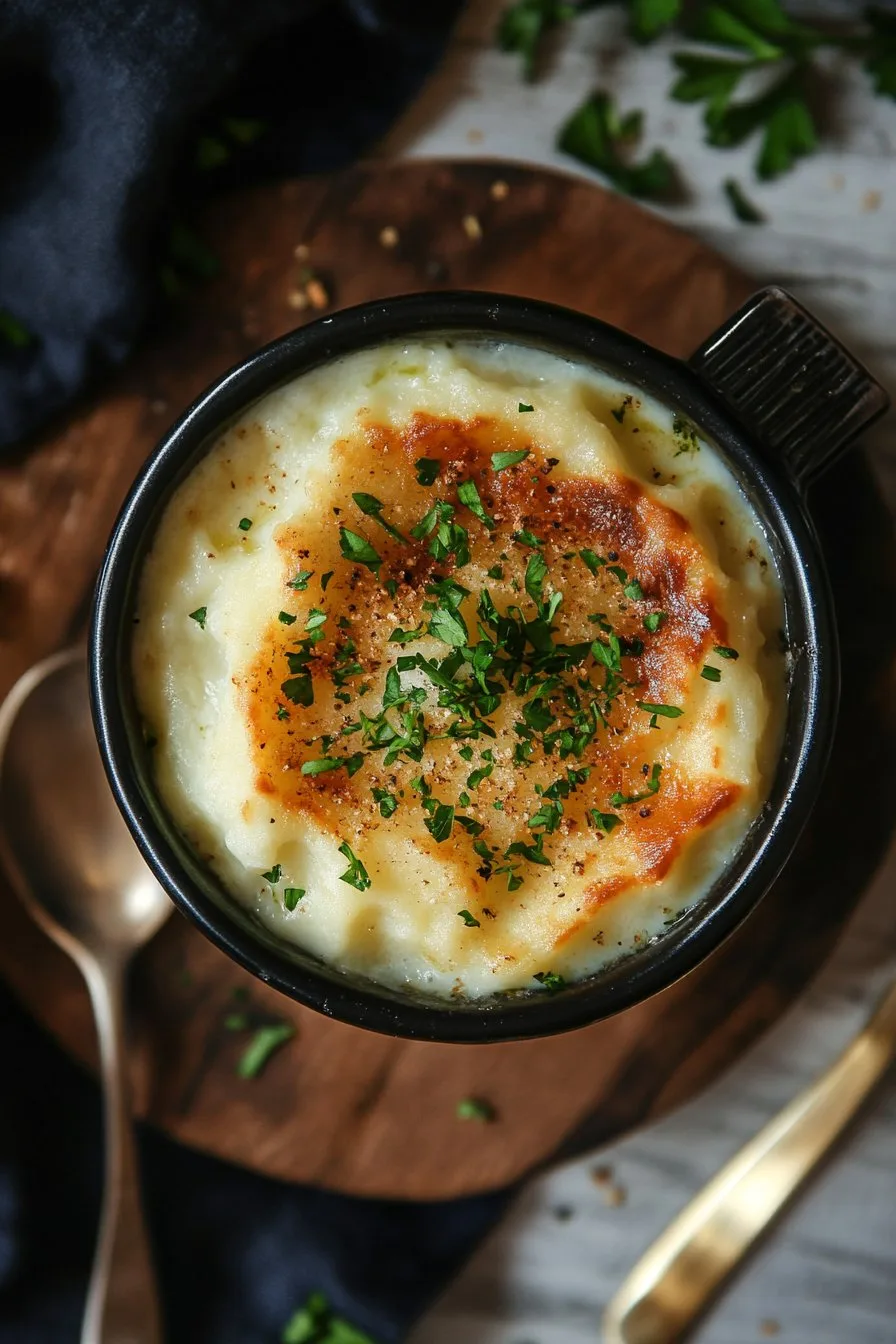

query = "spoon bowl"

[0,648,170,962]
[0,646,169,1344]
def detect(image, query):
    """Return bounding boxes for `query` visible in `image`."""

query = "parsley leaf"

[458,909,481,927]
[425,802,455,843]
[456,1096,496,1122]
[238,517,253,531]
[518,401,534,413]
[415,457,441,486]
[701,664,722,681]
[301,758,343,775]
[611,763,663,806]
[352,492,407,542]
[533,970,566,992]
[339,527,382,574]
[589,809,622,834]
[558,92,678,200]
[714,644,740,659]
[457,479,496,530]
[261,864,282,884]
[237,1023,294,1079]
[283,888,305,910]
[338,841,371,890]
[189,606,207,628]
[371,787,398,818]
[637,701,684,718]
[630,0,680,44]
[492,449,531,471]
[278,610,297,625]
[496,0,576,80]
[281,1292,377,1344]
[644,611,667,633]
[288,570,314,590]
[724,177,765,223]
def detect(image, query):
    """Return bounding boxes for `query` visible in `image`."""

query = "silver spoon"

[0,647,170,1344]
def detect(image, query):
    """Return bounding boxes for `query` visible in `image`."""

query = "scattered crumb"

[759,1321,780,1337]
[552,1204,574,1222]
[466,128,484,144]
[490,179,509,200]
[286,289,309,311]
[149,398,168,415]
[306,277,329,310]
[591,1165,613,1186]
[379,225,399,249]
[861,189,882,213]
[830,173,845,192]
[604,1184,627,1208]
[293,243,310,261]
[463,213,483,241]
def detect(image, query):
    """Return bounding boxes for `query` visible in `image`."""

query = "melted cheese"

[133,339,785,998]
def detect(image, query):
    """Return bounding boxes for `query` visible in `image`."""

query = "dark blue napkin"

[0,977,511,1343]
[0,1,514,1338]
[0,0,464,450]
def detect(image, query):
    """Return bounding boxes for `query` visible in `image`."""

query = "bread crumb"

[490,179,509,200]
[861,190,882,212]
[759,1321,780,1337]
[592,1165,613,1186]
[463,214,483,241]
[379,225,399,249]
[467,128,484,144]
[604,1184,627,1208]
[293,243,310,261]
[286,289,309,311]
[306,278,329,309]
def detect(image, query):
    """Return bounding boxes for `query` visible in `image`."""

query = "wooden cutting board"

[1,160,893,1200]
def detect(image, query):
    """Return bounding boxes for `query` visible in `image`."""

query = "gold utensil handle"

[603,978,896,1344]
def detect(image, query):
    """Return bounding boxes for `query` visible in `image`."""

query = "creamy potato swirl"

[133,340,785,998]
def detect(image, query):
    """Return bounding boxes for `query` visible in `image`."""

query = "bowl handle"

[688,286,890,489]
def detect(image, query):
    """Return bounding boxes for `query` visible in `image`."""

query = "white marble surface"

[387,3,896,1341]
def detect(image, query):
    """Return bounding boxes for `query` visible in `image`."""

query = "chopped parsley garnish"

[456,1096,496,1122]
[637,701,683,718]
[579,548,605,574]
[237,1023,294,1079]
[189,606,207,628]
[714,644,739,659]
[351,492,407,542]
[457,478,496,530]
[282,674,313,706]
[672,414,700,455]
[518,402,534,413]
[487,564,504,579]
[283,887,305,910]
[337,841,371,891]
[339,527,382,574]
[533,970,566,993]
[623,578,645,601]
[701,664,722,681]
[415,457,440,486]
[238,517,253,531]
[301,758,342,775]
[278,610,297,625]
[321,571,334,591]
[611,763,662,806]
[371,787,398,818]
[425,802,455,843]
[492,449,531,471]
[589,809,622,834]
[276,705,289,721]
[458,909,481,927]
[261,864,281,884]
[281,1292,376,1344]
[644,611,667,633]
[288,570,313,590]
[513,528,543,549]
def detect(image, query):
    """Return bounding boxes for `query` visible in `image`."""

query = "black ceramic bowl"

[90,288,888,1042]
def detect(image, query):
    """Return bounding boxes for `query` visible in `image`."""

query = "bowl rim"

[90,290,839,1042]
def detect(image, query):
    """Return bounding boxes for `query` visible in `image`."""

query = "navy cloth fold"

[0,0,463,449]
[0,979,511,1343]
[0,1,513,1338]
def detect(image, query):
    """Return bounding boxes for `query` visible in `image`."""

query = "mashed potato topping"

[133,338,785,999]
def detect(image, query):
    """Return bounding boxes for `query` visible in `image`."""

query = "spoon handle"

[81,958,163,1344]
[603,977,896,1344]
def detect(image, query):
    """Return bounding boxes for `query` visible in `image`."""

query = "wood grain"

[0,159,892,1200]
